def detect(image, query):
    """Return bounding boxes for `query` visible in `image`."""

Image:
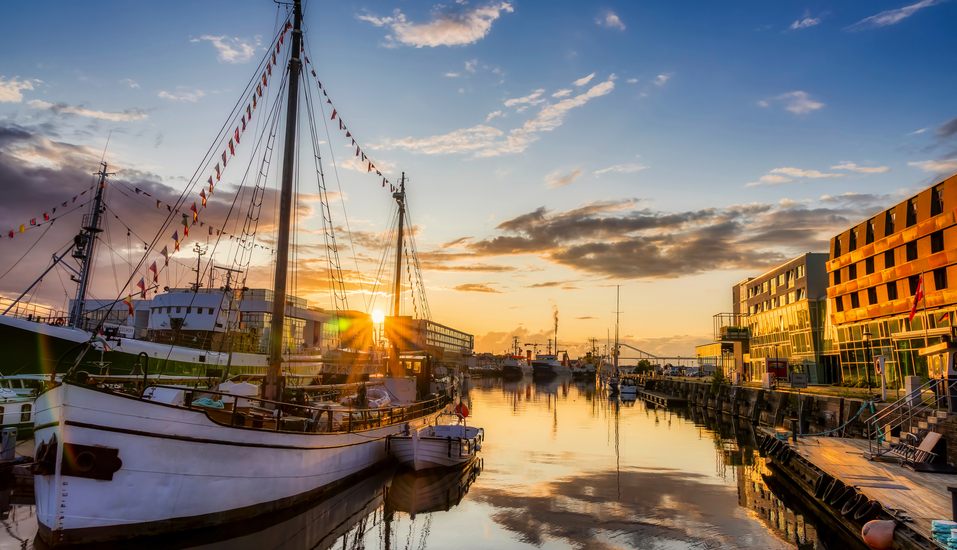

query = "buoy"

[854,500,882,523]
[454,402,470,418]
[862,520,896,549]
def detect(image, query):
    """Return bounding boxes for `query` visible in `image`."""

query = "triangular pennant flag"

[52,208,56,214]
[173,231,180,251]
[272,52,276,66]
[278,34,283,46]
[161,246,169,265]
[262,73,267,87]
[167,204,172,212]
[247,105,252,120]
[311,70,316,77]
[346,131,351,138]
[253,94,258,109]
[382,179,385,187]
[376,170,381,176]
[267,64,271,77]
[234,127,240,144]
[73,196,77,203]
[215,163,221,181]
[228,139,235,156]
[62,201,67,207]
[339,119,343,130]
[149,262,158,283]
[8,231,13,238]
[209,226,213,236]
[191,203,198,221]
[305,55,310,64]
[43,213,49,221]
[256,84,262,98]
[241,116,246,132]
[200,189,207,207]
[222,150,227,167]
[136,278,146,299]
[331,109,337,120]
[30,218,36,226]
[356,147,359,157]
[367,162,372,172]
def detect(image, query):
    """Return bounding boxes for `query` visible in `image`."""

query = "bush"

[711,369,727,392]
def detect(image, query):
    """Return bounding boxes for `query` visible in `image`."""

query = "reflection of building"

[742,253,838,383]
[385,316,473,364]
[827,174,957,383]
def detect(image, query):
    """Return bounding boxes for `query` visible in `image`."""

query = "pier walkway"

[791,436,957,544]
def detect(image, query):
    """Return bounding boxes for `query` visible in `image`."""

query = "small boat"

[389,410,484,471]
[531,354,560,378]
[0,388,34,441]
[340,385,391,409]
[501,355,525,379]
[620,377,638,397]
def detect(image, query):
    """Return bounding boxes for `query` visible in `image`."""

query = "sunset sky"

[1,0,956,357]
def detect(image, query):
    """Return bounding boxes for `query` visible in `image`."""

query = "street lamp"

[862,328,873,393]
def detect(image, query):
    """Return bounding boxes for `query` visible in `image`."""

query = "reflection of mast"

[614,396,620,501]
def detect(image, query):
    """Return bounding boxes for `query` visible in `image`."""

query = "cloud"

[357,2,514,48]
[769,91,824,114]
[594,163,647,176]
[158,90,205,102]
[0,77,36,103]
[195,35,259,64]
[626,78,638,84]
[444,72,460,77]
[504,89,545,107]
[452,283,503,293]
[907,128,929,136]
[654,74,672,86]
[789,17,821,29]
[831,162,890,173]
[374,77,615,157]
[745,174,793,187]
[575,316,597,319]
[544,169,582,188]
[596,12,626,31]
[937,117,957,141]
[573,73,595,87]
[846,0,943,31]
[26,100,148,122]
[551,89,572,98]
[770,167,845,178]
[465,60,478,73]
[908,159,957,174]
[486,111,503,122]
[120,79,140,89]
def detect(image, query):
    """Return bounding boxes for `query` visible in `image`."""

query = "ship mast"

[613,285,620,373]
[264,0,303,403]
[389,173,406,375]
[69,163,111,328]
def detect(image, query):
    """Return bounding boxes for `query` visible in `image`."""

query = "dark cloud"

[575,316,596,319]
[937,117,957,141]
[451,283,502,293]
[527,281,564,288]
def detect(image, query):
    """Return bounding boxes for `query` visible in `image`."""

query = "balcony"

[714,313,750,341]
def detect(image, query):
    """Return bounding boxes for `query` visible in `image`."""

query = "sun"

[371,309,385,324]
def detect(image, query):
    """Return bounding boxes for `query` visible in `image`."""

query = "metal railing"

[151,384,451,435]
[866,378,955,460]
[0,299,70,324]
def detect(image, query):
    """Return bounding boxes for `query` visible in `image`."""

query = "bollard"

[948,487,957,521]
[1,428,17,461]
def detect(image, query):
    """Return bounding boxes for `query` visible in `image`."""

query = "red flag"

[149,262,158,283]
[209,226,213,236]
[228,139,235,156]
[62,201,67,207]
[167,205,172,212]
[279,34,283,46]
[305,55,310,64]
[382,179,385,187]
[909,274,924,322]
[200,189,207,207]
[43,213,49,221]
[247,105,252,120]
[311,70,316,77]
[267,64,271,77]
[361,152,366,161]
[30,218,36,226]
[256,84,262,97]
[271,52,276,66]
[346,131,351,138]
[241,116,246,132]
[376,170,381,176]
[73,196,77,203]
[285,20,291,30]
[356,147,359,157]
[222,150,227,167]
[331,109,336,120]
[253,94,258,110]
[318,81,322,89]
[190,203,198,221]
[262,73,267,87]
[367,162,372,172]
[182,216,189,237]
[173,231,180,251]
[339,119,343,130]
[8,231,13,238]
[136,278,146,299]
[234,127,240,144]
[215,164,221,181]
[123,295,134,317]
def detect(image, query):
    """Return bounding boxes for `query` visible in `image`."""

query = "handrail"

[866,378,955,460]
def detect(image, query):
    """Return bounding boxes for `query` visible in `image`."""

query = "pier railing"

[150,384,451,435]
[866,378,955,461]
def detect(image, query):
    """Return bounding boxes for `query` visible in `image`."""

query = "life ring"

[854,500,883,523]
[454,403,470,418]
[842,493,865,517]
[813,474,833,499]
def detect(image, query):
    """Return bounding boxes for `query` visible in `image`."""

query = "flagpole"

[922,271,928,348]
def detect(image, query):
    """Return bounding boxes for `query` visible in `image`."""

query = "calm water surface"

[0,376,854,549]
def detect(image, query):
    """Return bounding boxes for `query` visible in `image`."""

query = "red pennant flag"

[356,147,359,157]
[278,34,283,46]
[382,179,385,187]
[305,55,310,64]
[215,164,221,181]
[361,152,366,161]
[234,127,240,144]
[331,109,337,120]
[339,119,343,130]
[317,81,322,89]
[173,231,180,251]
[909,274,924,322]
[136,278,146,299]
[256,84,262,98]
[72,196,77,203]
[190,203,198,221]
[30,218,36,226]
[326,98,331,104]
[228,139,235,156]
[208,176,214,190]
[241,116,246,132]
[149,262,158,283]
[182,218,189,237]
[262,73,267,87]
[376,170,381,176]
[311,70,316,77]
[272,52,276,66]
[200,189,207,207]
[209,226,213,236]
[285,20,291,30]
[8,231,13,238]
[217,230,220,236]
[43,213,49,221]
[367,162,372,172]
[346,131,351,138]
[222,150,228,167]
[267,64,271,77]
[167,205,172,212]
[247,105,252,120]
[62,201,67,207]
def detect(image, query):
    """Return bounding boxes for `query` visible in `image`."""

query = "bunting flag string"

[4,184,95,241]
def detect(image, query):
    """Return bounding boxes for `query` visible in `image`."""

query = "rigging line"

[305,35,367,313]
[102,208,122,298]
[0,220,58,283]
[101,205,207,274]
[367,206,396,313]
[404,206,431,320]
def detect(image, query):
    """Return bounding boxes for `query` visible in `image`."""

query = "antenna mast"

[70,163,111,328]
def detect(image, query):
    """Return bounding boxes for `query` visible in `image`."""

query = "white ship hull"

[32,382,444,546]
[389,425,483,471]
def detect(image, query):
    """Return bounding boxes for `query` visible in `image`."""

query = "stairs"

[867,380,954,462]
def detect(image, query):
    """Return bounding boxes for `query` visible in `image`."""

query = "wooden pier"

[639,390,688,408]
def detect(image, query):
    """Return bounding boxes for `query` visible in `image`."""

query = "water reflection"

[3,376,856,549]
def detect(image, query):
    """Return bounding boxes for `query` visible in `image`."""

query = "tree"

[633,359,653,374]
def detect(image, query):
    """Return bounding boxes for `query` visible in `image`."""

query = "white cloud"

[195,35,259,64]
[356,2,514,48]
[745,174,793,187]
[158,89,205,102]
[465,59,478,73]
[459,88,465,93]
[515,106,528,113]
[573,73,595,87]
[375,77,616,157]
[831,162,890,173]
[504,89,545,107]
[626,78,638,84]
[789,17,821,29]
[486,110,503,121]
[120,78,140,89]
[0,77,35,103]
[445,72,460,77]
[596,12,626,31]
[338,155,397,174]
[757,100,769,107]
[770,91,824,114]
[770,167,845,178]
[908,159,957,174]
[551,89,572,98]
[847,0,943,31]
[544,168,582,188]
[654,73,673,86]
[27,99,148,122]
[594,163,648,175]
[907,128,929,136]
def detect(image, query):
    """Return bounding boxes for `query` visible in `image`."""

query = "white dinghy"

[389,405,483,471]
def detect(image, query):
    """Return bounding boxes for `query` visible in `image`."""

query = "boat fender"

[780,447,793,465]
[813,474,833,499]
[861,520,896,550]
[821,478,842,502]
[385,435,391,453]
[854,500,883,523]
[841,492,865,517]
[829,485,853,508]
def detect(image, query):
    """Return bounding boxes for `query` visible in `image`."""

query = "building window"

[907,199,917,227]
[834,270,842,285]
[835,237,842,257]
[932,185,944,217]
[887,282,898,301]
[849,264,857,280]
[167,307,171,314]
[762,281,768,293]
[885,250,895,269]
[176,307,181,313]
[886,211,896,236]
[20,404,31,423]
[866,220,875,244]
[850,293,860,309]
[850,229,858,251]
[798,288,807,300]
[797,265,805,278]
[932,231,945,254]
[788,291,795,303]
[909,275,921,295]
[906,241,918,262]
[187,307,192,314]
[868,287,878,305]
[836,297,844,312]
[770,279,777,294]
[866,257,875,275]
[779,274,785,285]
[935,268,948,291]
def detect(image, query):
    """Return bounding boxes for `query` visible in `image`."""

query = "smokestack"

[553,305,559,355]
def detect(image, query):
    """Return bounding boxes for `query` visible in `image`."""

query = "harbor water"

[0,376,863,549]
